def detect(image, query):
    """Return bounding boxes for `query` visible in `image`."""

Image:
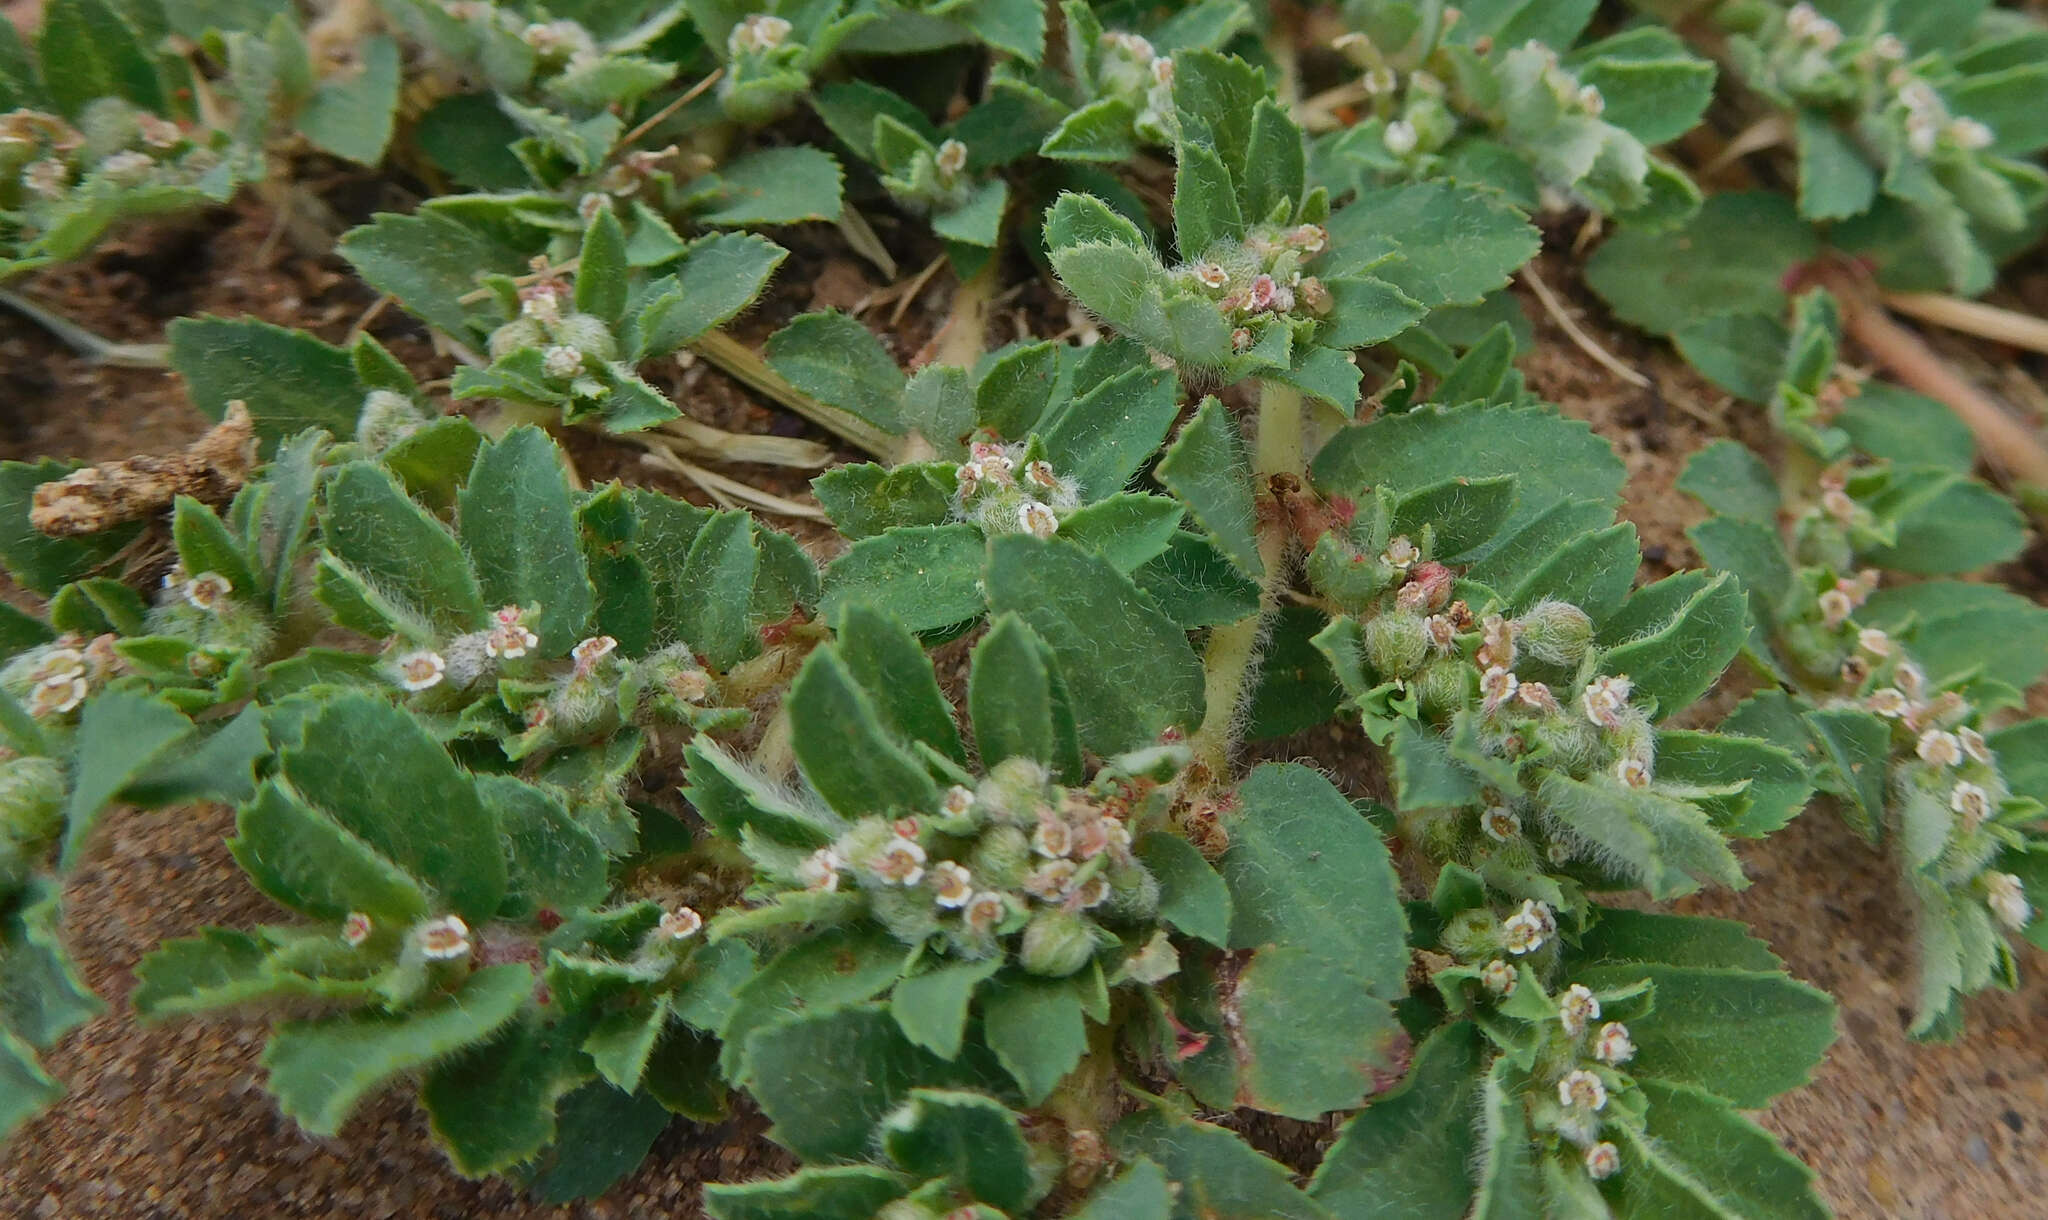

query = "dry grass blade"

[1520,266,1650,389]
[652,418,833,468]
[631,436,828,520]
[1880,292,2048,357]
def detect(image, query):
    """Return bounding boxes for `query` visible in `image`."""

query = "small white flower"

[798,847,845,892]
[1502,907,1548,956]
[1423,614,1457,653]
[1150,56,1175,88]
[1582,675,1632,729]
[1074,876,1111,909]
[1361,66,1397,96]
[1529,899,1557,938]
[934,138,968,179]
[1285,223,1328,254]
[942,785,976,818]
[1987,872,2030,931]
[414,915,471,961]
[1478,615,1518,670]
[22,158,67,199]
[954,461,984,499]
[1480,666,1520,715]
[659,906,704,939]
[1558,1068,1608,1112]
[1102,815,1132,854]
[1383,119,1419,156]
[1896,662,1926,700]
[571,635,618,675]
[1907,112,1940,157]
[542,344,584,379]
[929,860,974,908]
[964,890,1008,932]
[1585,1141,1620,1180]
[1193,262,1229,290]
[1480,958,1517,996]
[1872,34,1906,62]
[1559,984,1600,1038]
[1867,688,1910,718]
[1024,859,1078,901]
[1517,681,1560,714]
[521,284,565,323]
[98,149,154,184]
[29,670,89,718]
[1917,729,1962,769]
[1959,726,1993,765]
[1857,628,1893,657]
[1382,536,1419,569]
[1018,501,1059,539]
[1033,816,1074,859]
[1949,118,1994,150]
[1482,806,1521,842]
[1595,1021,1635,1065]
[136,113,183,149]
[342,912,373,947]
[485,608,539,659]
[1615,757,1651,789]
[728,12,792,54]
[1951,782,1990,833]
[1577,84,1605,116]
[183,571,233,612]
[396,650,447,692]
[1818,588,1855,628]
[871,836,928,886]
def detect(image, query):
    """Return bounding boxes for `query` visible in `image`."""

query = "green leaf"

[685,739,845,849]
[1042,190,1147,249]
[1309,1022,1483,1217]
[1321,182,1540,309]
[479,775,606,921]
[1173,140,1243,259]
[1623,1078,1829,1219]
[836,603,964,763]
[459,427,593,653]
[691,146,844,225]
[820,524,986,634]
[1219,764,1408,1117]
[969,612,1084,784]
[881,1089,1035,1210]
[984,536,1204,754]
[1536,771,1744,899]
[420,1005,590,1175]
[1508,522,1639,624]
[39,0,167,117]
[1837,383,1976,472]
[1799,705,1891,838]
[1390,720,1484,809]
[263,964,529,1137]
[742,1004,984,1164]
[1312,404,1623,551]
[891,957,1002,1060]
[1584,192,1819,336]
[635,232,788,357]
[1653,731,1813,838]
[1688,517,1792,622]
[3,879,102,1047]
[1572,963,1836,1108]
[280,693,507,923]
[1578,908,1784,973]
[705,1166,910,1220]
[339,206,546,339]
[319,461,486,637]
[1859,581,2048,693]
[1677,440,1780,525]
[1471,1058,1541,1220]
[228,780,431,924]
[167,316,364,447]
[765,311,906,434]
[1039,362,1183,499]
[1157,397,1260,579]
[0,1027,61,1140]
[1134,832,1232,948]
[1112,1104,1334,1220]
[576,203,630,325]
[61,691,192,866]
[982,973,1087,1104]
[527,1083,673,1204]
[1071,1158,1174,1220]
[813,463,954,540]
[1596,572,1747,717]
[298,34,399,164]
[1042,97,1139,162]
[1673,312,1790,403]
[1390,475,1518,560]
[789,646,941,817]
[1860,472,2027,575]
[1056,493,1185,572]
[1136,530,1262,628]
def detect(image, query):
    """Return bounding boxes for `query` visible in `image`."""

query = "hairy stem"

[1189,382,1302,779]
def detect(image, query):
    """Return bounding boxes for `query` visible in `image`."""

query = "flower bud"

[968,824,1032,889]
[1515,600,1592,667]
[1020,908,1097,977]
[1414,657,1472,720]
[870,885,943,943]
[0,756,65,849]
[551,312,617,361]
[1364,612,1429,679]
[486,316,546,361]
[355,389,428,451]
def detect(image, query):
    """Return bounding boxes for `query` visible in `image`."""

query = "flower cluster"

[1176,221,1332,344]
[484,278,619,397]
[1093,31,1178,146]
[1,635,119,719]
[953,442,1081,539]
[774,758,1159,978]
[0,100,221,216]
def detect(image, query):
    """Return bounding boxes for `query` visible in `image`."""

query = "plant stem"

[1189,382,1302,779]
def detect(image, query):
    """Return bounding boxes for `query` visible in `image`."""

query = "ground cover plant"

[1,0,2046,1215]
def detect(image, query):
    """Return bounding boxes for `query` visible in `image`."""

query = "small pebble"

[1965,1134,1991,1165]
